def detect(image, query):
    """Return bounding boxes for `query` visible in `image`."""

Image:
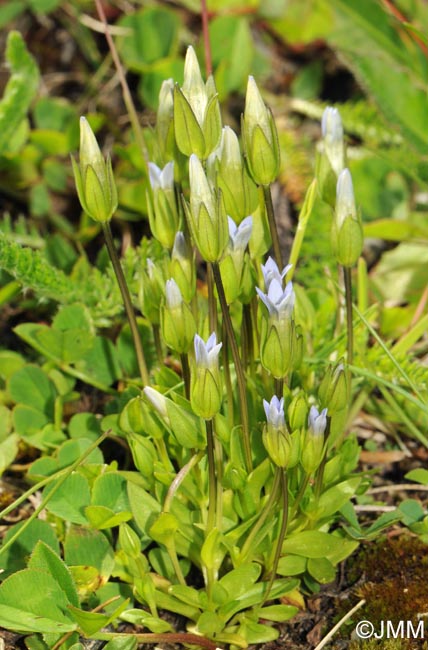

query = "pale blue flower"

[227,216,253,252]
[194,332,222,369]
[308,406,328,437]
[263,395,285,429]
[148,161,174,191]
[256,277,295,320]
[261,256,292,290]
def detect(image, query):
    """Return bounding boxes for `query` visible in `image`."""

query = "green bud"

[147,162,179,249]
[72,117,118,223]
[170,231,196,302]
[249,202,271,259]
[300,406,328,474]
[318,361,348,413]
[210,126,259,223]
[161,279,196,353]
[190,333,223,420]
[288,392,308,431]
[138,258,164,324]
[119,523,141,558]
[259,315,295,379]
[242,76,280,186]
[239,253,257,304]
[156,79,176,162]
[185,154,228,262]
[332,168,363,267]
[128,433,157,478]
[173,46,221,159]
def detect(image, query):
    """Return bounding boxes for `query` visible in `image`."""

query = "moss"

[340,536,428,650]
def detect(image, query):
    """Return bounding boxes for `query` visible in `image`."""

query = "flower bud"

[156,79,176,162]
[288,392,307,431]
[119,523,141,558]
[242,76,280,186]
[138,259,164,324]
[173,46,221,159]
[72,117,118,223]
[147,162,179,249]
[219,216,253,303]
[170,231,196,302]
[185,154,228,262]
[161,279,196,354]
[262,395,291,468]
[211,126,259,222]
[300,406,328,474]
[318,362,348,413]
[321,107,345,177]
[190,333,223,420]
[332,168,363,267]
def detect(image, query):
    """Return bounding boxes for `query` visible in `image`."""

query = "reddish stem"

[201,0,212,76]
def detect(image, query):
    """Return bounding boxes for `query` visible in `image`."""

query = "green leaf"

[0,31,40,155]
[311,477,361,519]
[68,599,129,636]
[8,365,56,415]
[405,468,428,485]
[28,541,79,607]
[103,638,137,650]
[77,335,121,386]
[276,554,307,576]
[0,519,60,578]
[307,557,336,584]
[85,505,132,530]
[327,0,428,152]
[256,604,298,622]
[92,472,131,512]
[64,526,115,578]
[281,531,358,561]
[118,8,180,70]
[219,563,261,599]
[127,480,161,544]
[210,16,253,98]
[0,569,76,632]
[44,472,91,525]
[0,433,19,475]
[69,412,101,441]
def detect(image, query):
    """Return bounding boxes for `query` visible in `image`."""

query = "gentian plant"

[0,44,369,650]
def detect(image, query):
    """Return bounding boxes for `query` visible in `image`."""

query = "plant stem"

[286,179,317,282]
[102,222,149,386]
[263,184,283,268]
[205,418,216,535]
[314,417,331,501]
[343,265,354,367]
[212,262,252,472]
[222,320,235,430]
[163,451,204,514]
[239,468,281,563]
[263,469,288,604]
[207,263,217,336]
[200,0,212,75]
[274,377,284,398]
[180,352,191,400]
[291,472,310,517]
[153,323,163,364]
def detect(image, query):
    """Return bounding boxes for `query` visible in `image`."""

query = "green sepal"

[173,85,205,158]
[202,91,221,156]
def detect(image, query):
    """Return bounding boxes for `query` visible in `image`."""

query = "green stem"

[102,223,149,386]
[291,472,310,517]
[313,417,331,500]
[263,184,283,268]
[200,0,212,75]
[153,324,163,365]
[163,451,204,514]
[207,263,217,336]
[212,262,252,472]
[286,179,317,282]
[180,352,191,400]
[205,418,216,535]
[263,469,288,604]
[243,302,255,373]
[343,265,354,367]
[222,320,235,430]
[239,468,281,563]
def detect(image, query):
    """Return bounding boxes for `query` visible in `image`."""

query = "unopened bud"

[332,169,363,267]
